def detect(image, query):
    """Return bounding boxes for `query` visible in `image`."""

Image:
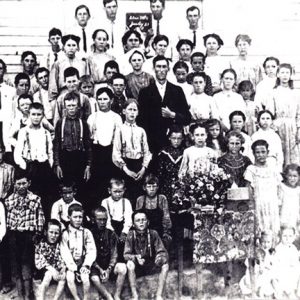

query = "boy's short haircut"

[14,72,30,86]
[59,181,76,193]
[173,61,189,74]
[14,168,29,181]
[92,205,108,216]
[111,73,126,84]
[0,59,7,73]
[191,52,206,64]
[17,94,33,107]
[251,139,269,152]
[186,5,200,15]
[68,203,84,216]
[49,27,62,38]
[21,51,37,63]
[96,87,114,99]
[64,91,80,104]
[104,60,119,74]
[167,124,184,137]
[75,4,91,17]
[153,55,169,68]
[109,177,125,188]
[29,102,44,113]
[35,67,50,79]
[64,67,80,80]
[189,71,207,83]
[103,0,118,6]
[149,0,165,8]
[143,174,159,187]
[123,98,139,110]
[79,75,94,89]
[132,209,148,223]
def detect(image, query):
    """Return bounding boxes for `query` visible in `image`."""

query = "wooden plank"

[0,45,49,55]
[0,36,48,46]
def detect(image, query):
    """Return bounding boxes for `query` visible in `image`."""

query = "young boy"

[51,183,81,229]
[96,60,119,90]
[110,73,127,116]
[35,219,66,300]
[79,75,98,114]
[60,203,96,300]
[33,67,54,123]
[53,91,92,205]
[5,169,45,300]
[14,102,56,217]
[53,67,91,126]
[136,174,172,249]
[124,210,169,300]
[90,206,127,300]
[20,51,39,94]
[101,178,133,261]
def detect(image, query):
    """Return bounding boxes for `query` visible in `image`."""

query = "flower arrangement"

[172,162,231,212]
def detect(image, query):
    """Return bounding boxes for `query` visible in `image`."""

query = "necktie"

[111,22,114,49]
[82,28,87,52]
[54,53,58,62]
[130,124,135,150]
[193,30,196,47]
[156,19,160,35]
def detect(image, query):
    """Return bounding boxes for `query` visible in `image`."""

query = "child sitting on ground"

[125,209,169,300]
[90,206,127,300]
[35,219,66,300]
[60,203,96,300]
[51,183,81,229]
[136,174,172,249]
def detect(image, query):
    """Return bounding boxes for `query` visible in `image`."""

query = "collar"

[155,80,167,89]
[68,224,84,233]
[124,121,136,127]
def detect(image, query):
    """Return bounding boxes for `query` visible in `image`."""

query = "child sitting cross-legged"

[90,206,127,300]
[51,182,81,229]
[136,174,172,249]
[35,219,66,300]
[60,203,96,300]
[125,209,169,300]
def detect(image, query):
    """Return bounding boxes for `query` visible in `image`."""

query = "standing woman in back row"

[266,63,300,166]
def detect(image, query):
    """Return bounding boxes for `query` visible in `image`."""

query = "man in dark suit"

[138,55,191,155]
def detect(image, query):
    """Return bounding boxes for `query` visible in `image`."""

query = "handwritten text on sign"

[126,13,152,33]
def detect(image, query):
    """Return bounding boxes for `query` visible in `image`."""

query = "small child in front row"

[279,164,300,231]
[51,183,81,229]
[101,178,133,262]
[272,226,300,299]
[136,174,172,249]
[125,210,169,300]
[90,206,127,300]
[35,219,66,300]
[60,203,96,300]
[112,99,152,202]
[240,231,275,298]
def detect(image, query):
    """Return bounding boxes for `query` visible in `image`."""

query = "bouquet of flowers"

[172,162,231,212]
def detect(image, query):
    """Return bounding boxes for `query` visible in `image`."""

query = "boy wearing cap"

[49,34,87,101]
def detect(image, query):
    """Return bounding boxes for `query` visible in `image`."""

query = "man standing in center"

[138,55,191,157]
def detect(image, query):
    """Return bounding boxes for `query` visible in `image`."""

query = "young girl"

[230,34,262,89]
[229,110,253,161]
[35,219,66,300]
[244,139,281,237]
[187,72,216,123]
[213,69,246,131]
[279,164,300,230]
[178,123,217,179]
[237,80,258,136]
[265,63,300,166]
[218,131,252,187]
[239,231,275,298]
[87,29,115,84]
[272,226,300,299]
[203,33,229,93]
[112,99,152,201]
[252,110,284,171]
[255,56,280,109]
[157,125,185,204]
[205,118,227,158]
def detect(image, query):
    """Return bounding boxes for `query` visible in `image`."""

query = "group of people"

[0,0,299,299]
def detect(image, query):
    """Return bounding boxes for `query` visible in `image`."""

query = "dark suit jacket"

[137,81,191,154]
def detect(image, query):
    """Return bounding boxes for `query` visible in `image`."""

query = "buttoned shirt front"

[155,80,167,99]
